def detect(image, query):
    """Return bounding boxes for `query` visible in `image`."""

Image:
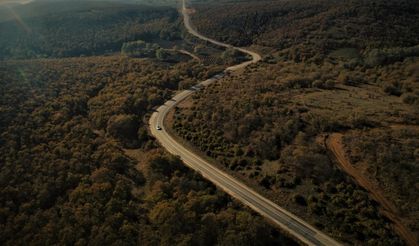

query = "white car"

[156,125,162,130]
[213,73,223,79]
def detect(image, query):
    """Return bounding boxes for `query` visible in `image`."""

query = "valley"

[0,0,418,245]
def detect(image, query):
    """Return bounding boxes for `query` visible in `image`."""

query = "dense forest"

[0,1,180,59]
[0,56,296,245]
[1,0,418,244]
[171,0,419,244]
[191,0,419,63]
[0,1,296,245]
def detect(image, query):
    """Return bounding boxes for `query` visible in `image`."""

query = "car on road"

[156,125,162,130]
[212,73,224,79]
[191,85,201,91]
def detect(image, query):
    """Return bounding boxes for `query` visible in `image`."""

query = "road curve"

[149,1,341,245]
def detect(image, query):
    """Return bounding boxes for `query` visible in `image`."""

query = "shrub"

[401,93,418,105]
[121,40,160,58]
[364,49,386,67]
[107,114,140,147]
[364,45,419,67]
[284,77,312,89]
[293,194,307,206]
[259,175,274,189]
[155,48,170,61]
[312,80,324,88]
[324,80,336,89]
[383,82,402,96]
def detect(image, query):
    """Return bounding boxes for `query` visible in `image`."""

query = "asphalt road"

[149,1,342,245]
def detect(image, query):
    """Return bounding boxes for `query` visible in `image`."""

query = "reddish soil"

[326,133,418,246]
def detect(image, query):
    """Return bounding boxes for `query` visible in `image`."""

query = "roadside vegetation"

[0,55,296,245]
[343,127,419,235]
[191,0,419,54]
[1,0,418,244]
[172,59,417,244]
[0,1,296,245]
[172,0,419,244]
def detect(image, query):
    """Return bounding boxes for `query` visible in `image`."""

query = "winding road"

[149,1,341,245]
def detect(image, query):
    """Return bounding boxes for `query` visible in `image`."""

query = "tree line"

[0,1,181,59]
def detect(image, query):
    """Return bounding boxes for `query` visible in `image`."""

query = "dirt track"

[326,133,417,246]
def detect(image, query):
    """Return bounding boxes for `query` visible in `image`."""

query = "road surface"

[149,1,341,245]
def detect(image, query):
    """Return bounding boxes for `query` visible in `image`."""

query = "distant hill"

[191,0,419,61]
[0,1,180,59]
[170,0,419,244]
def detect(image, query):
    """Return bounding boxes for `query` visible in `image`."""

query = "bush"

[284,77,312,89]
[313,79,335,89]
[259,175,274,189]
[364,49,386,67]
[293,194,307,206]
[312,80,324,88]
[401,93,418,105]
[324,80,336,89]
[121,40,160,58]
[383,82,402,96]
[221,48,241,60]
[156,48,171,61]
[107,114,140,147]
[365,45,419,67]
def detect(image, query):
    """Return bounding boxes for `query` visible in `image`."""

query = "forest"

[0,55,296,245]
[172,58,418,244]
[191,0,419,63]
[171,0,419,244]
[0,1,295,245]
[1,0,418,245]
[0,1,180,59]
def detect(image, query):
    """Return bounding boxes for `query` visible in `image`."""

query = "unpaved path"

[326,133,417,246]
[178,49,200,61]
[168,49,201,61]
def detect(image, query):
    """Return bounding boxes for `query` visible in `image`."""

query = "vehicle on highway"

[191,85,201,91]
[212,73,224,79]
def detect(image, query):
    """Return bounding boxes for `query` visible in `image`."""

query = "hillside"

[0,1,296,245]
[0,1,180,59]
[0,55,298,245]
[191,0,419,63]
[172,60,417,244]
[1,0,418,244]
[170,0,419,244]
